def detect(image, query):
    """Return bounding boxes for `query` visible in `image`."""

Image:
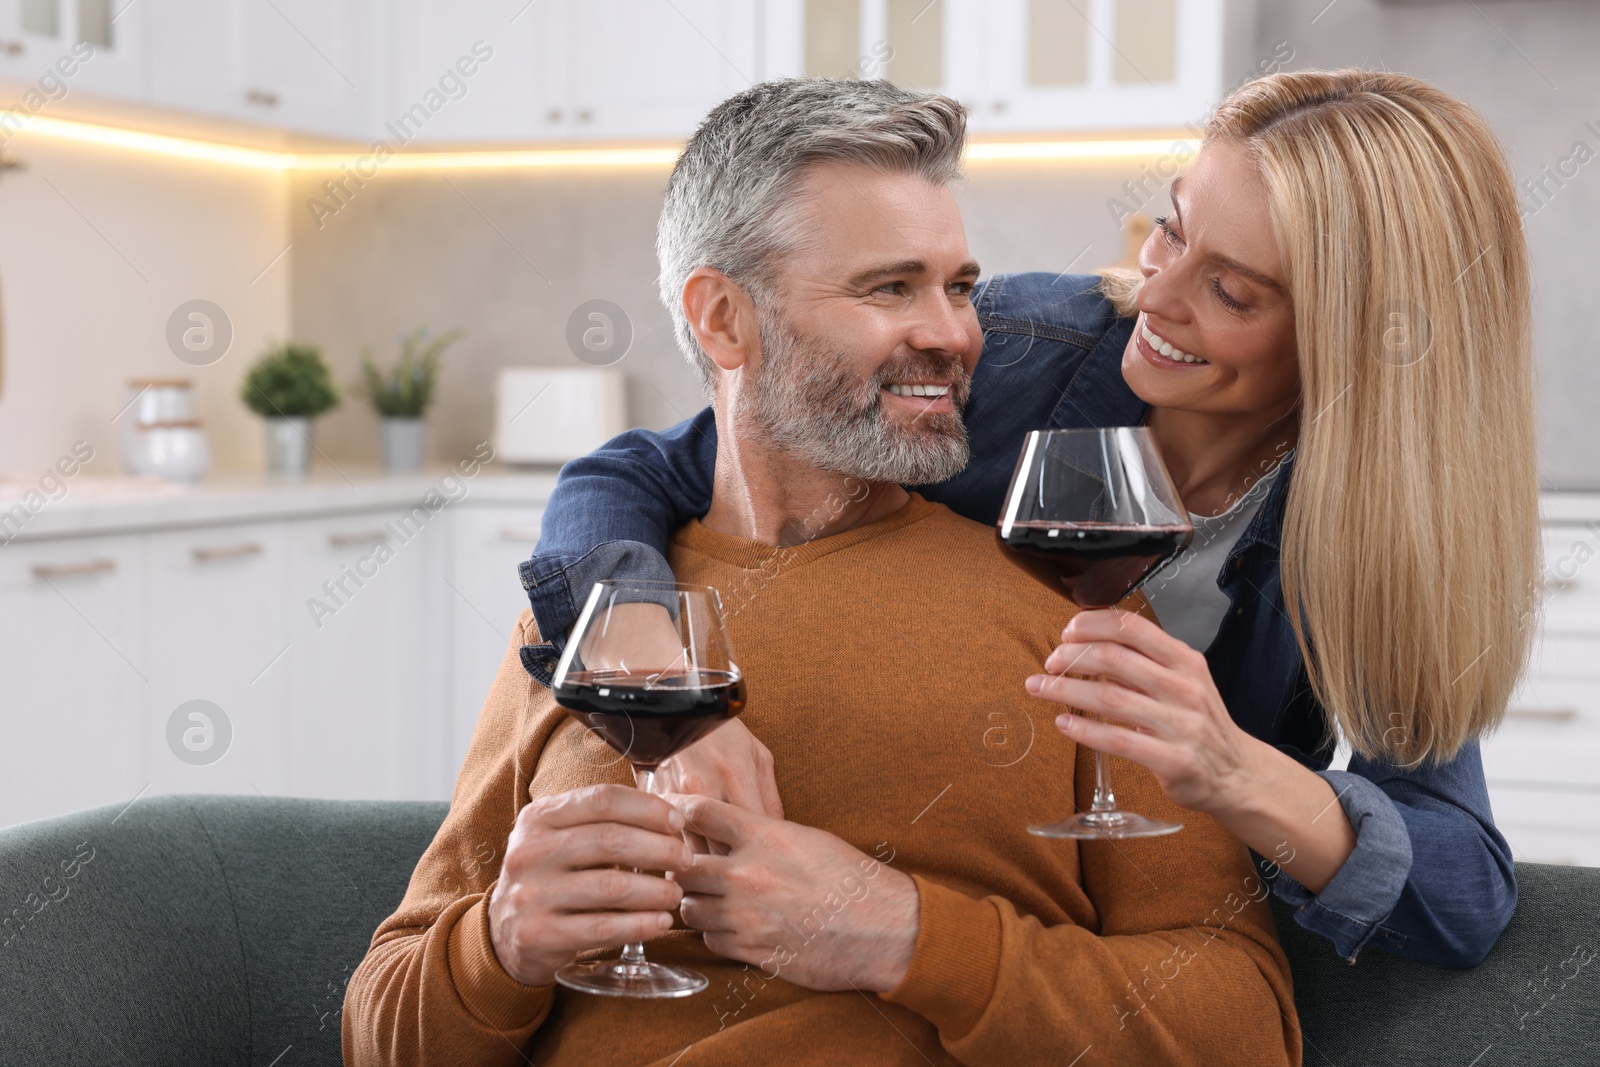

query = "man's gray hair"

[656,78,968,390]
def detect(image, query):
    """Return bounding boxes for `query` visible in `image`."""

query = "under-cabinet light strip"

[13,115,1195,171]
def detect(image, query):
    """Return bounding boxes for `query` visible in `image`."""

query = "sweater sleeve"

[342,611,630,1067]
[881,741,1302,1067]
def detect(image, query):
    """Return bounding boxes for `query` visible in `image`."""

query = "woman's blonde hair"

[1103,69,1540,765]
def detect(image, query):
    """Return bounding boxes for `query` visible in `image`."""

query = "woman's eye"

[1155,215,1182,246]
[1210,276,1249,312]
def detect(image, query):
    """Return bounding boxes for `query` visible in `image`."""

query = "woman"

[518,70,1539,967]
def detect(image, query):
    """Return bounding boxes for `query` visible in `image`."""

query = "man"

[344,79,1300,1067]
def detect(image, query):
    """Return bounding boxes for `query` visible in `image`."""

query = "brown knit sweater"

[343,494,1301,1066]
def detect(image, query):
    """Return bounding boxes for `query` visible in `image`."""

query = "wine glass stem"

[619,764,662,970]
[1089,724,1118,815]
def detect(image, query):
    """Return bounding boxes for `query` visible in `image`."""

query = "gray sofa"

[1,795,1595,1066]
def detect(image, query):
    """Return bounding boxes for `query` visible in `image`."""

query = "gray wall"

[290,0,1600,486]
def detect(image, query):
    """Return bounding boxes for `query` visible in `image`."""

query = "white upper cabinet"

[146,0,384,140]
[765,0,1261,134]
[389,0,759,144]
[972,0,1248,133]
[558,0,758,140]
[7,0,1258,142]
[384,0,558,144]
[233,0,383,139]
[0,0,145,97]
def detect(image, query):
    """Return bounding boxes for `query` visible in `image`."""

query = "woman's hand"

[656,719,783,854]
[1024,608,1255,813]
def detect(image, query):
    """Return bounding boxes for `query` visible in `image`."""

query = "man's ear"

[682,267,760,374]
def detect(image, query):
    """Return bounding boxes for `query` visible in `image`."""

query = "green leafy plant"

[357,327,462,419]
[240,343,341,418]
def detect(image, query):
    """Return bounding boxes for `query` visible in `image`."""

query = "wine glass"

[549,579,745,997]
[996,427,1193,839]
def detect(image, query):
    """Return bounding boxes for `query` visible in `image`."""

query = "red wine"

[996,522,1191,608]
[553,668,745,769]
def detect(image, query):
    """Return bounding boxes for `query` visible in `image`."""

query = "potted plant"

[357,327,461,472]
[239,343,340,475]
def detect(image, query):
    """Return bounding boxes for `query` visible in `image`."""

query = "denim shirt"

[520,272,1517,968]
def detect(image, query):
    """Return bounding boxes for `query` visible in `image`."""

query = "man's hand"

[487,784,694,987]
[669,795,919,993]
[657,719,784,843]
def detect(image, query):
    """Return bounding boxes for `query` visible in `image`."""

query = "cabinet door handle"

[192,542,264,562]
[498,526,541,542]
[547,108,563,123]
[245,88,280,108]
[31,558,116,579]
[1544,574,1577,592]
[329,530,390,547]
[575,108,593,123]
[1505,707,1579,723]
[1,40,23,57]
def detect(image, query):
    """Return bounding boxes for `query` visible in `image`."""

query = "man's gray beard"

[743,311,972,486]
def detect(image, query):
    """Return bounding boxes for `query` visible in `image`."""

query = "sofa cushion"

[3,794,1597,1066]
[1271,861,1599,1065]
[0,794,447,1067]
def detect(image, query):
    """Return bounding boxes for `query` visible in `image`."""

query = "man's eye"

[875,281,906,295]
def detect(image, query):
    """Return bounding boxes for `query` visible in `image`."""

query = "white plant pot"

[264,417,312,475]
[381,418,426,471]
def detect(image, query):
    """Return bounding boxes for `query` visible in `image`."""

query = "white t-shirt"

[1141,456,1288,653]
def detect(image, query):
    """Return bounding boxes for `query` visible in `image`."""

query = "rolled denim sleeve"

[516,541,677,686]
[1271,771,1412,962]
[1272,740,1517,968]
[521,408,718,685]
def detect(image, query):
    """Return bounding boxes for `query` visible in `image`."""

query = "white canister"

[130,420,211,481]
[120,379,200,474]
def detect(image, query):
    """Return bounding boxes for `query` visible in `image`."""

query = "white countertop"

[0,464,560,542]
[6,467,1599,543]
[1541,493,1600,524]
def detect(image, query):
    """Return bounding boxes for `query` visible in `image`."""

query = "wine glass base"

[554,958,709,999]
[1029,810,1183,840]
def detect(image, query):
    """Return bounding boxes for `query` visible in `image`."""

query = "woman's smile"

[1134,314,1210,367]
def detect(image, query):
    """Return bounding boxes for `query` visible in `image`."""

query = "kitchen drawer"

[0,534,147,828]
[1485,645,1600,786]
[447,504,543,774]
[1486,785,1600,867]
[283,508,447,802]
[1540,524,1600,633]
[145,522,290,798]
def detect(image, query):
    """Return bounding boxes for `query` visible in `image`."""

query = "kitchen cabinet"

[445,505,542,774]
[385,0,558,144]
[1480,519,1600,866]
[10,0,1261,144]
[390,0,759,144]
[283,508,446,802]
[0,0,145,97]
[0,472,552,830]
[0,532,147,828]
[766,0,1260,134]
[558,0,759,141]
[145,521,290,799]
[146,0,384,140]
